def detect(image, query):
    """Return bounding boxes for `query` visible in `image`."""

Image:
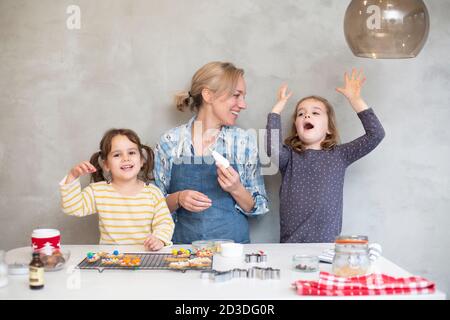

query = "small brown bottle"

[29,252,44,290]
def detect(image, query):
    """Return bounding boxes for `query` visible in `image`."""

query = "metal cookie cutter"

[201,267,280,283]
[245,251,267,263]
[200,270,233,283]
[249,267,280,280]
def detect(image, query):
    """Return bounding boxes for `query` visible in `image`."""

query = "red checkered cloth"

[293,272,435,296]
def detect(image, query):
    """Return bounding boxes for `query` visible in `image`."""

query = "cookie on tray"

[195,249,214,258]
[120,255,141,267]
[101,258,120,265]
[97,251,109,258]
[188,257,212,268]
[171,248,191,258]
[106,250,124,259]
[168,261,190,269]
[86,252,100,263]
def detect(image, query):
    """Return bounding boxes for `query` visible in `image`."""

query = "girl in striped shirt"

[59,129,174,250]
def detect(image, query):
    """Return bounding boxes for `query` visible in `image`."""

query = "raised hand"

[336,69,366,101]
[272,83,293,114]
[336,69,368,113]
[65,161,97,184]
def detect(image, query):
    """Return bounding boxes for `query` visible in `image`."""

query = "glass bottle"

[29,252,44,290]
[0,251,8,288]
[292,255,319,273]
[332,235,371,277]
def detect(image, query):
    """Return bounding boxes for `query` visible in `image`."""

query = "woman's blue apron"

[169,152,250,244]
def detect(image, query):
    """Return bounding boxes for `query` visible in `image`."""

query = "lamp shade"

[344,0,430,59]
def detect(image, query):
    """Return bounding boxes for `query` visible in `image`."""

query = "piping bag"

[209,147,230,169]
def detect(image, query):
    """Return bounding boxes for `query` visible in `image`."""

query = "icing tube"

[209,148,230,169]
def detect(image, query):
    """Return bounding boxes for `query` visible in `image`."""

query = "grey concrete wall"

[1,0,449,296]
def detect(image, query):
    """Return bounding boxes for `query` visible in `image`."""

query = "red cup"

[31,229,61,253]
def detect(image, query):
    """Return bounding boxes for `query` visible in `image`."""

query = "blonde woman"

[154,61,268,244]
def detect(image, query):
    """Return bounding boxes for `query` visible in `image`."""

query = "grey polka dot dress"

[266,108,385,243]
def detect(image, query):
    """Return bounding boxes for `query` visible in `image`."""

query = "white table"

[1,244,446,300]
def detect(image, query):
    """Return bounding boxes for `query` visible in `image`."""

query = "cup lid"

[32,229,60,237]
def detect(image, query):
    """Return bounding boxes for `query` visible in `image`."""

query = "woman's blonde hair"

[284,96,340,152]
[175,61,244,112]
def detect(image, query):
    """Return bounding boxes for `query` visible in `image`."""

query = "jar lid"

[335,235,368,244]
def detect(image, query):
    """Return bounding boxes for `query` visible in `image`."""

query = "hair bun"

[175,91,191,112]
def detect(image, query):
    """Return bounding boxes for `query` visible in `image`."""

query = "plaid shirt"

[153,116,269,216]
[293,272,435,296]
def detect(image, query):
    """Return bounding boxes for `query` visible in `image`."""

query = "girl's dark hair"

[89,129,155,184]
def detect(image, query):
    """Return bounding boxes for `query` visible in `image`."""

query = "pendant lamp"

[344,0,430,59]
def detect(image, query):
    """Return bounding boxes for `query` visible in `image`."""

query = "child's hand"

[65,161,97,184]
[336,69,368,113]
[272,84,293,114]
[144,234,164,251]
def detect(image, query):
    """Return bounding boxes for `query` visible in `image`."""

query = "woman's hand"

[144,234,164,251]
[271,83,293,114]
[178,190,212,212]
[65,161,97,184]
[216,165,243,195]
[336,69,368,113]
[217,165,255,213]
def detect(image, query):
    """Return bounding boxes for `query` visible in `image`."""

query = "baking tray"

[76,253,213,273]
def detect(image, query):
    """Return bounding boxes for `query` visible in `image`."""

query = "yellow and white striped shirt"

[59,178,174,246]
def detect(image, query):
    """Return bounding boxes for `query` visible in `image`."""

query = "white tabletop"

[1,243,446,300]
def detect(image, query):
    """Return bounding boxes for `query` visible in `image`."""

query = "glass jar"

[211,239,234,253]
[0,250,9,288]
[292,255,319,273]
[332,235,371,277]
[191,240,215,254]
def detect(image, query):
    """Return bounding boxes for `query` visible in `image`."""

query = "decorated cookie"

[101,258,120,265]
[106,250,124,259]
[97,252,109,258]
[195,249,214,258]
[189,257,212,267]
[86,252,100,263]
[120,255,141,267]
[168,261,190,269]
[171,248,191,258]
